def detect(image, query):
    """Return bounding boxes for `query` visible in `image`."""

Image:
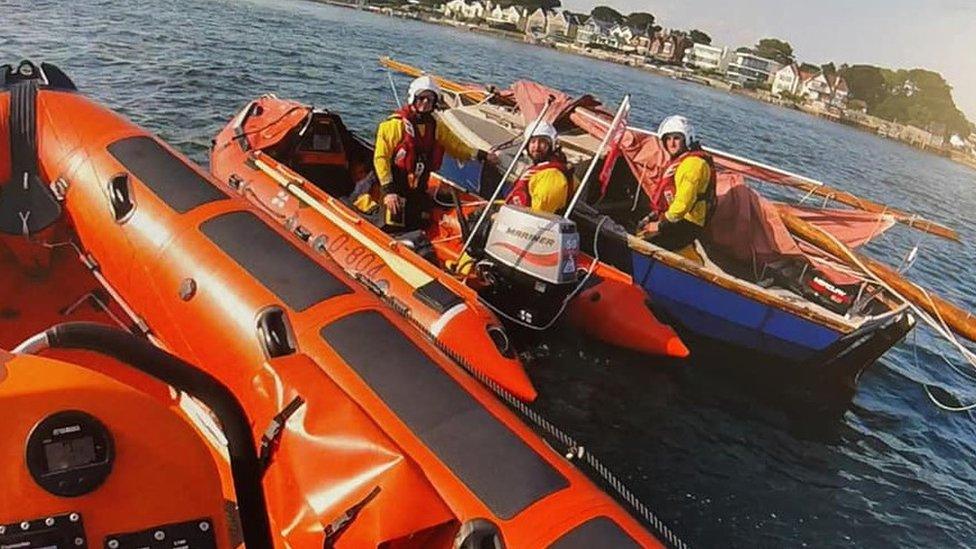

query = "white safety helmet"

[523,121,558,144]
[407,75,442,104]
[657,115,697,146]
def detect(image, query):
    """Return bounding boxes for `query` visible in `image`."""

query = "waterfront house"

[648,30,692,65]
[443,0,486,21]
[799,72,849,108]
[683,43,733,73]
[828,76,849,108]
[771,64,800,95]
[575,17,612,47]
[560,12,586,40]
[801,72,832,100]
[899,80,920,97]
[523,8,550,35]
[486,5,525,30]
[443,0,463,18]
[546,10,579,42]
[772,63,817,96]
[609,24,634,45]
[630,29,652,55]
[726,51,783,86]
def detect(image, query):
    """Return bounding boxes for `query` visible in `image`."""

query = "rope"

[796,185,818,206]
[815,225,976,411]
[911,330,976,411]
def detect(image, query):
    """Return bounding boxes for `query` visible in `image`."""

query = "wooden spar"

[577,106,960,243]
[380,57,960,242]
[380,57,490,103]
[774,204,976,343]
[714,149,960,242]
[250,152,436,289]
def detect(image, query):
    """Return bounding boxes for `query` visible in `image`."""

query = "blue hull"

[630,252,844,362]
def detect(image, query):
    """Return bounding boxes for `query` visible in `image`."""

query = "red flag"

[598,101,630,197]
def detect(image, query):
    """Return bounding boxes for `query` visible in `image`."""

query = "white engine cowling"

[484,205,579,285]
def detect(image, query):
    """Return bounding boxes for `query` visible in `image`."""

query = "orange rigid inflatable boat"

[209,95,688,359]
[210,96,537,401]
[0,61,670,547]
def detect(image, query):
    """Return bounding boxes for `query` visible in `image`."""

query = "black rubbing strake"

[320,310,568,519]
[200,211,352,311]
[107,135,226,213]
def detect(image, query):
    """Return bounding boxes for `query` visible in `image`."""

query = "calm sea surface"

[4,0,976,545]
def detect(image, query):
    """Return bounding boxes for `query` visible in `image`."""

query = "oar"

[380,57,491,104]
[774,203,976,342]
[250,153,435,289]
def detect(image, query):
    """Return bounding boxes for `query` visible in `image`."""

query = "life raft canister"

[389,106,445,190]
[649,150,717,223]
[505,159,568,209]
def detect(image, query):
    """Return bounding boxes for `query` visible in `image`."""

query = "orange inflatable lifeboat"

[1,61,673,547]
[210,95,536,401]
[209,95,688,359]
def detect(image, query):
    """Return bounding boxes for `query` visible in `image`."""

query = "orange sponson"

[210,96,536,402]
[21,87,662,547]
[425,175,689,358]
[571,255,689,358]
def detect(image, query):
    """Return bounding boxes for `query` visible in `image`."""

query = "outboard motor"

[479,205,580,327]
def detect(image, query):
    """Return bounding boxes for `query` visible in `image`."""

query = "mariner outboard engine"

[479,205,580,327]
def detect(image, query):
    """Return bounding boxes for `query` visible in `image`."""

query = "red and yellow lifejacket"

[649,150,717,222]
[389,106,445,189]
[505,159,568,210]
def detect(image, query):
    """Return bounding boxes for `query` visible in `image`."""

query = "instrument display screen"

[43,436,97,472]
[27,411,114,496]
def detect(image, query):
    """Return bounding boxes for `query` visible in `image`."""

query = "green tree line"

[840,65,971,135]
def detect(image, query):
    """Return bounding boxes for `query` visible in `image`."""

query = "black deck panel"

[200,211,352,311]
[548,517,641,548]
[320,310,568,519]
[107,135,226,213]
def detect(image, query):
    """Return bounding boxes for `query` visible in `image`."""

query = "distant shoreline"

[308,0,976,173]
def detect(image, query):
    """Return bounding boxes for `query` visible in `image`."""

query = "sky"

[563,0,976,128]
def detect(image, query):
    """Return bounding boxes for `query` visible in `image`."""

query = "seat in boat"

[287,114,354,197]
